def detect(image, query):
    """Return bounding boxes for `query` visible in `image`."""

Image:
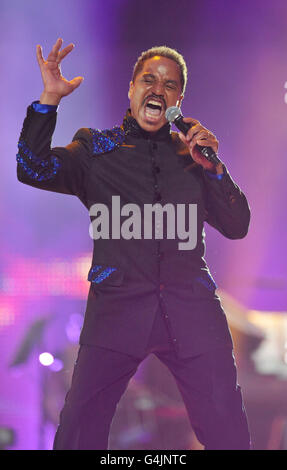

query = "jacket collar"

[122,109,171,141]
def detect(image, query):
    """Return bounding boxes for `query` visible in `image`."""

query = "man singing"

[17,38,251,450]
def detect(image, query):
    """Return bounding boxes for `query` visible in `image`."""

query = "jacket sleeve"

[202,164,251,239]
[16,101,94,205]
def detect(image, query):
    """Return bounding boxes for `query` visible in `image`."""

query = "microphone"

[165,106,221,166]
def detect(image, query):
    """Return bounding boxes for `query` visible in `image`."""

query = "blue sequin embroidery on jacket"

[88,265,117,284]
[89,127,125,155]
[17,139,61,182]
[94,267,117,284]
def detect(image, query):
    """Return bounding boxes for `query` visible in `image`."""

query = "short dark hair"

[132,46,188,95]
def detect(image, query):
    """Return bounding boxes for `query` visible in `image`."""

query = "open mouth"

[144,99,165,121]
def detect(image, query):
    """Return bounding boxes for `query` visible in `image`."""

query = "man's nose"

[151,81,165,96]
[150,91,165,106]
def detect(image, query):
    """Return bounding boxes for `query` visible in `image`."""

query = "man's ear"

[128,81,134,100]
[176,94,184,108]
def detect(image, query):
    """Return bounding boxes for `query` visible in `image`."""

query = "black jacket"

[16,103,250,358]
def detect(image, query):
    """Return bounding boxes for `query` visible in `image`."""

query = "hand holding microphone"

[165,106,222,173]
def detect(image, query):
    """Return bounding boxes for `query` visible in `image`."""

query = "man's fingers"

[36,45,45,66]
[47,38,63,61]
[37,39,74,69]
[195,130,209,141]
[58,43,75,62]
[196,137,213,147]
[182,117,200,127]
[52,37,63,55]
[70,76,84,90]
[47,40,75,65]
[178,118,219,166]
[178,131,187,143]
[185,123,203,143]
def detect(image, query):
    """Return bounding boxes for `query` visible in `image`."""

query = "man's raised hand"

[36,38,84,105]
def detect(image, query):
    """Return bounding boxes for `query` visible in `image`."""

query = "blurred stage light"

[49,358,63,372]
[39,352,54,366]
[38,352,63,372]
[0,427,15,450]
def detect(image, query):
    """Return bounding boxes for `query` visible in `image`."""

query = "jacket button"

[158,252,164,260]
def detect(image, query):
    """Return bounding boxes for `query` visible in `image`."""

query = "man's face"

[128,56,184,133]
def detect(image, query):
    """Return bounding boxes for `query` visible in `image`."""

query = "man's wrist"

[40,91,62,106]
[204,162,225,180]
[215,162,224,175]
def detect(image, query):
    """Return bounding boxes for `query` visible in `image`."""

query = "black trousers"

[53,305,251,450]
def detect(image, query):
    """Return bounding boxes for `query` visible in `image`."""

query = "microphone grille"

[165,106,182,123]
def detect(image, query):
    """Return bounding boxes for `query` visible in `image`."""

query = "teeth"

[147,100,162,108]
